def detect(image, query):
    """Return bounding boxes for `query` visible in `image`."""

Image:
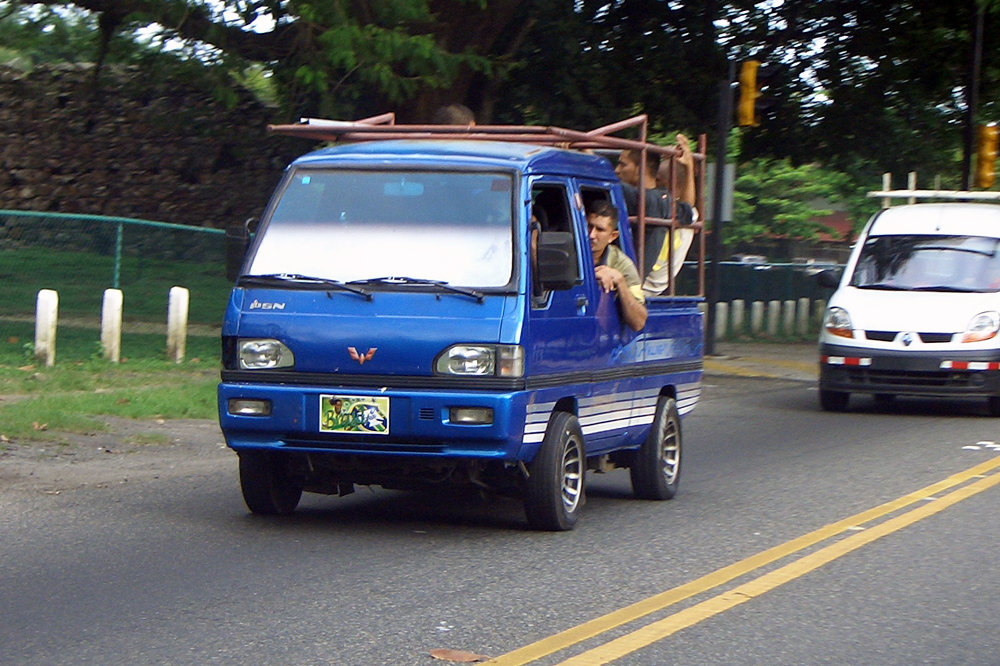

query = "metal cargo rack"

[268,113,707,297]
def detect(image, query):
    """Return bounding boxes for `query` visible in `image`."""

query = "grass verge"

[0,332,220,445]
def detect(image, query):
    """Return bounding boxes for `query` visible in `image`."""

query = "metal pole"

[706,65,734,356]
[962,3,984,190]
[114,222,123,289]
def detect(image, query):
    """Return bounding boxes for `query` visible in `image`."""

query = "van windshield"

[850,234,1000,292]
[246,169,515,288]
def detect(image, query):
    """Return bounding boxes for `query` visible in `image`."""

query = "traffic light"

[736,60,761,127]
[975,123,998,189]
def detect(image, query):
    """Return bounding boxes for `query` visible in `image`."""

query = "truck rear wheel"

[524,411,585,531]
[630,396,681,500]
[238,451,302,515]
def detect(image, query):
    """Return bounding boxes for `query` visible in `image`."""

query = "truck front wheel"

[630,396,681,500]
[238,451,302,515]
[525,411,585,531]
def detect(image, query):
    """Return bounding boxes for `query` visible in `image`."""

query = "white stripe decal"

[521,380,703,444]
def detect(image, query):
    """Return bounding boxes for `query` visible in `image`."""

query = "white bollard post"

[815,299,827,327]
[715,301,728,341]
[34,289,58,367]
[731,299,745,337]
[767,300,780,336]
[166,286,189,364]
[783,300,796,335]
[796,297,811,336]
[101,288,123,363]
[750,301,764,335]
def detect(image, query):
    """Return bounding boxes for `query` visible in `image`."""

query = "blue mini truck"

[218,115,705,530]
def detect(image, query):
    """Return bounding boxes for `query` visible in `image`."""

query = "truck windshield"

[246,169,515,288]
[850,234,1000,292]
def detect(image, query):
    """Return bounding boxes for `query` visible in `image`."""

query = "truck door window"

[248,169,515,288]
[580,187,626,252]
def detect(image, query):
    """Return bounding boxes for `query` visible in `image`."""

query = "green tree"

[730,158,855,246]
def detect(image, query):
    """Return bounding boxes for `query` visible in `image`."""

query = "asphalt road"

[2,373,999,665]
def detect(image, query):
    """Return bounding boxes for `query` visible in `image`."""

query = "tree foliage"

[2,0,999,242]
[730,158,855,246]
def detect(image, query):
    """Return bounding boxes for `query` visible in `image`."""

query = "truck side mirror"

[816,267,842,289]
[225,217,257,281]
[537,231,579,290]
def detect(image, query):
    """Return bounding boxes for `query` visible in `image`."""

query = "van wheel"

[238,451,302,515]
[873,393,895,408]
[524,411,585,531]
[988,396,1000,417]
[819,389,850,412]
[630,396,681,500]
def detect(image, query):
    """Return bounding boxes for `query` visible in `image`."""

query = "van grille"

[863,331,953,343]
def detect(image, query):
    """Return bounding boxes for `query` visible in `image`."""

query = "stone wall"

[0,63,306,229]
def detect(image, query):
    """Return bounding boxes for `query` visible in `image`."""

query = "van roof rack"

[868,189,1000,202]
[268,113,707,297]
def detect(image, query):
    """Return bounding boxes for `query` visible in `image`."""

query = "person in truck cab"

[588,199,648,332]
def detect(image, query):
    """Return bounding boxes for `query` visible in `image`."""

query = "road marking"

[487,455,1000,666]
[558,469,1000,665]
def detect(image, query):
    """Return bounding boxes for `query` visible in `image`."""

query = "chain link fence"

[0,210,840,359]
[0,210,230,360]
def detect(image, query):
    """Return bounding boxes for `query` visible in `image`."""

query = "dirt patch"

[0,417,231,495]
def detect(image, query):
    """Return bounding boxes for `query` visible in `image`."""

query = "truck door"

[576,181,644,361]
[528,179,635,446]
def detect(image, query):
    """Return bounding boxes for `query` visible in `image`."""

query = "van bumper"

[818,342,1000,397]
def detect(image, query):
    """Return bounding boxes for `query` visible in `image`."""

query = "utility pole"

[962,3,985,190]
[706,62,735,356]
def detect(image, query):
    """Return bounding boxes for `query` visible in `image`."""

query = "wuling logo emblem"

[348,347,377,364]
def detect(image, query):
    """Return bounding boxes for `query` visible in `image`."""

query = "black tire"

[988,396,1000,417]
[524,411,585,531]
[873,393,896,408]
[819,389,850,412]
[238,451,302,515]
[630,396,681,500]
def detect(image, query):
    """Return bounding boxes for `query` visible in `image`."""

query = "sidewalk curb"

[704,343,818,382]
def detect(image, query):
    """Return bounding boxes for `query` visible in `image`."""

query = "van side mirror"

[225,217,256,281]
[816,267,842,289]
[537,231,579,290]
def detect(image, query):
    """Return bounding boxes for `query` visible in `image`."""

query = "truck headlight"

[823,307,854,339]
[239,339,294,369]
[435,344,524,377]
[962,311,1000,343]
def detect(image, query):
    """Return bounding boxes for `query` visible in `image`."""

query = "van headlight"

[435,344,524,377]
[962,311,1000,343]
[239,339,294,369]
[823,307,854,339]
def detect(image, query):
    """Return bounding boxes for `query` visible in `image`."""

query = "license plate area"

[319,394,389,435]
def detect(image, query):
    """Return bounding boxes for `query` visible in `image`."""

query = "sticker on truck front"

[320,395,389,434]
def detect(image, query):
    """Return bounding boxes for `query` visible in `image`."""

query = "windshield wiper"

[909,285,979,292]
[348,276,484,303]
[916,246,996,257]
[239,273,372,300]
[854,283,908,290]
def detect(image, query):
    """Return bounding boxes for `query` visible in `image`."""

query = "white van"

[817,201,1000,414]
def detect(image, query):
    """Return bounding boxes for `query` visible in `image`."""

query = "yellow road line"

[487,455,1000,666]
[558,469,1000,665]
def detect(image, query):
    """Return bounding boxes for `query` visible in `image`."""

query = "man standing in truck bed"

[587,199,647,332]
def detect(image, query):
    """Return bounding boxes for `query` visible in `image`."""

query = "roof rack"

[269,113,707,297]
[867,172,1000,206]
[868,189,1000,202]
